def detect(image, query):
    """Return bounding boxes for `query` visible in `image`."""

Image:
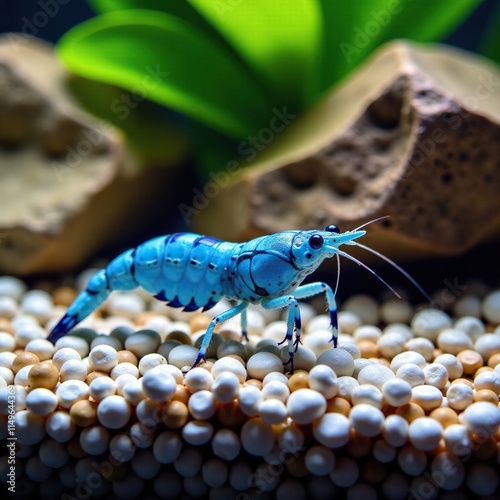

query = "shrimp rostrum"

[48,221,427,372]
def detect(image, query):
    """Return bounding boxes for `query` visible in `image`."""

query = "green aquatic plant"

[58,0,486,173]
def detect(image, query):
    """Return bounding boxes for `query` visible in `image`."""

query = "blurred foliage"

[57,0,493,175]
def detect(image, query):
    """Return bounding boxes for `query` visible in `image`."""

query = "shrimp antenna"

[352,216,390,232]
[334,253,341,296]
[352,242,431,302]
[337,249,401,298]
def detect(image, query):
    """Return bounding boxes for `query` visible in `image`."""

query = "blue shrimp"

[47,222,428,372]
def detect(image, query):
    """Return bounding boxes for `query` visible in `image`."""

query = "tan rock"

[195,41,500,260]
[0,35,186,275]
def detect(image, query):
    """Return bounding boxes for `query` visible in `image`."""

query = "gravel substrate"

[1,274,500,499]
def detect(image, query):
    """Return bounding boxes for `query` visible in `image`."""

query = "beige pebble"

[12,352,40,374]
[28,361,59,389]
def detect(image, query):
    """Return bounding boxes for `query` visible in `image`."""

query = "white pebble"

[60,359,87,382]
[342,294,379,325]
[280,345,316,371]
[246,351,283,379]
[305,445,335,476]
[110,433,136,463]
[258,398,288,425]
[90,334,122,351]
[443,424,472,457]
[262,371,288,386]
[338,311,362,334]
[56,380,89,408]
[308,364,338,399]
[0,351,15,368]
[482,290,500,323]
[14,364,34,386]
[0,385,26,414]
[54,336,89,358]
[390,351,426,372]
[46,411,76,442]
[182,420,214,445]
[380,299,413,324]
[88,344,119,373]
[287,388,326,424]
[474,370,500,395]
[122,378,146,405]
[240,418,274,456]
[0,332,15,353]
[184,367,214,392]
[52,347,81,371]
[349,403,384,437]
[303,329,334,356]
[408,417,442,451]
[108,293,145,318]
[211,356,247,383]
[384,323,413,340]
[115,373,138,395]
[0,276,26,300]
[411,385,443,411]
[423,363,449,389]
[0,366,14,385]
[383,414,409,447]
[382,378,412,407]
[353,325,382,343]
[262,380,289,402]
[141,366,176,403]
[25,339,55,361]
[411,309,452,342]
[238,385,262,417]
[125,330,162,359]
[15,410,46,445]
[358,363,395,390]
[20,290,53,322]
[454,315,485,340]
[351,384,383,408]
[337,376,359,402]
[316,348,354,376]
[306,314,331,334]
[15,324,45,347]
[313,412,351,448]
[110,362,139,379]
[339,342,360,360]
[188,390,217,420]
[138,353,167,374]
[461,402,500,436]
[25,387,58,416]
[397,445,427,476]
[97,394,131,429]
[474,334,500,360]
[211,371,240,403]
[153,431,182,463]
[212,429,241,460]
[453,295,482,318]
[446,382,474,410]
[377,332,407,359]
[437,328,473,354]
[80,425,110,455]
[89,376,116,402]
[278,425,304,453]
[405,337,434,362]
[156,364,183,384]
[434,353,463,380]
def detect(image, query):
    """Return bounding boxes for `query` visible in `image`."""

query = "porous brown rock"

[0,35,186,275]
[196,41,500,259]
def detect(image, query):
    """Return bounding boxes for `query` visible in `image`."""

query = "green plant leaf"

[188,0,322,111]
[57,9,273,140]
[315,0,482,96]
[480,1,500,65]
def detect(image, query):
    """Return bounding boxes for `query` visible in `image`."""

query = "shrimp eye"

[308,234,324,249]
[324,224,340,234]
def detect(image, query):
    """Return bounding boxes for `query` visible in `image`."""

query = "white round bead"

[25,339,55,361]
[411,385,443,411]
[308,364,338,399]
[212,429,241,460]
[97,395,131,429]
[278,425,304,453]
[446,382,474,410]
[353,325,382,343]
[474,334,500,361]
[423,363,449,389]
[396,363,425,387]
[397,445,427,476]
[342,294,379,325]
[25,387,58,416]
[89,377,116,403]
[454,316,485,340]
[188,390,217,420]
[54,336,90,358]
[184,367,214,392]
[351,384,383,408]
[383,414,409,447]
[462,402,500,436]
[211,371,240,403]
[137,353,167,375]
[153,431,182,463]
[80,425,110,455]
[110,433,136,463]
[240,417,274,456]
[437,328,473,354]
[52,347,81,371]
[287,388,326,424]
[182,420,214,445]
[15,410,46,444]
[305,445,335,476]
[337,376,359,402]
[56,380,89,409]
[405,337,434,362]
[141,366,176,403]
[45,411,76,442]
[382,378,412,407]
[377,332,407,359]
[0,276,26,300]
[408,417,443,451]
[125,330,162,359]
[349,403,384,437]
[261,380,289,403]
[0,332,15,353]
[434,353,463,380]
[88,344,119,373]
[443,424,472,457]
[373,439,396,463]
[313,412,351,448]
[390,351,426,372]
[411,309,452,342]
[122,379,146,405]
[474,370,500,395]
[482,290,500,323]
[380,299,413,324]
[453,295,482,318]
[238,384,262,417]
[258,398,287,425]
[60,359,87,382]
[338,311,362,334]
[316,348,354,376]
[211,356,247,383]
[357,363,395,390]
[110,362,139,380]
[246,351,283,379]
